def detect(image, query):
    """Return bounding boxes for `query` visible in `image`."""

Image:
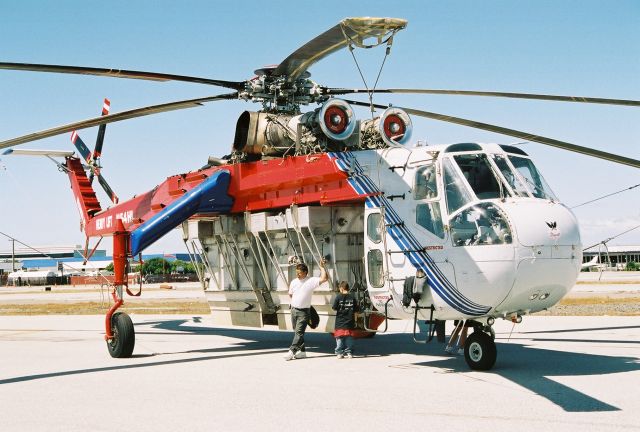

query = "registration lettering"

[95,215,113,230]
[116,210,133,224]
[95,211,133,231]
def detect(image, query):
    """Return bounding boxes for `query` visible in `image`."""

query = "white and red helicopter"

[1,17,638,370]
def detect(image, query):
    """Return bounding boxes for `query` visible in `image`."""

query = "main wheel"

[107,312,135,358]
[464,331,497,371]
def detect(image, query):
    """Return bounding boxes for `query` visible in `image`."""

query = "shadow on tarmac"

[2,317,638,414]
[422,342,639,413]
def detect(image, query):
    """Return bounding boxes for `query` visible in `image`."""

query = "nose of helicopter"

[506,199,581,248]
[494,199,582,315]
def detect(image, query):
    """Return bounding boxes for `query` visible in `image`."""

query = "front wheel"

[107,312,135,358]
[464,331,496,371]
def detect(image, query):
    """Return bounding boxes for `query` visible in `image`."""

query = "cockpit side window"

[453,154,506,200]
[450,203,513,247]
[443,158,474,214]
[414,162,438,200]
[416,202,445,238]
[508,156,558,200]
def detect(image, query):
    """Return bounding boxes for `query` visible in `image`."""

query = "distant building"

[583,245,640,269]
[0,244,106,260]
[1,250,197,286]
[19,253,195,273]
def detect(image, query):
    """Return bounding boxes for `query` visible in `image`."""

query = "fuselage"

[70,141,582,325]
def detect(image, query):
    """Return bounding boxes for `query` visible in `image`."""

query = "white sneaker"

[345,353,353,359]
[284,350,295,361]
[444,346,455,354]
[294,351,307,359]
[336,353,344,359]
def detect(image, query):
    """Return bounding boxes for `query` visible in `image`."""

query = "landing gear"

[483,324,496,341]
[107,312,135,358]
[464,330,497,371]
[105,219,136,358]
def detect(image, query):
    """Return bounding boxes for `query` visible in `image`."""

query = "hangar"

[582,245,640,270]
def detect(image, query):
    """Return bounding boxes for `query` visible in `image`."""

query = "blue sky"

[0,0,638,254]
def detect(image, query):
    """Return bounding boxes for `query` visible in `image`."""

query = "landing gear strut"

[104,219,136,358]
[464,328,497,371]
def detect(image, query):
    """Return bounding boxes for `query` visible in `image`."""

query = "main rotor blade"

[272,17,407,82]
[344,99,640,169]
[2,149,75,157]
[0,93,238,149]
[328,88,640,107]
[0,62,245,90]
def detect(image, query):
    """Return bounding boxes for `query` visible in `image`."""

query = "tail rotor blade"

[97,172,119,204]
[90,98,111,184]
[70,131,92,163]
[94,98,110,159]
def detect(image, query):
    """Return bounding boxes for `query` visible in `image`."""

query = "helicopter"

[0,17,638,370]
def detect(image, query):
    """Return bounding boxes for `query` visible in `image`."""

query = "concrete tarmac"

[0,314,639,432]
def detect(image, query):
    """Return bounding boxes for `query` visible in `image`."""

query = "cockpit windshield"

[508,156,558,200]
[452,154,508,200]
[491,155,529,197]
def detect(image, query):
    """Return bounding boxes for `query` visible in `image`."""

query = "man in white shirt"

[284,258,328,360]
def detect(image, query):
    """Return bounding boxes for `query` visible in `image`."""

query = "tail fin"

[65,157,102,230]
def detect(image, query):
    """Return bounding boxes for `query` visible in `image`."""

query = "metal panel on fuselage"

[185,206,366,330]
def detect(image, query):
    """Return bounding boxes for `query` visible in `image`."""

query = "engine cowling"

[363,107,413,146]
[360,107,412,148]
[232,111,295,156]
[379,107,412,146]
[317,98,356,141]
[232,99,357,157]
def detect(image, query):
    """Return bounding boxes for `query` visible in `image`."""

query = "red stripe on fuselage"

[83,153,367,237]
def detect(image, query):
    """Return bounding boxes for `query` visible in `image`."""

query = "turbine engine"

[232,99,356,158]
[231,100,413,159]
[360,107,413,148]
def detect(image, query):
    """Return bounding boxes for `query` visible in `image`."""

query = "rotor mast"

[240,17,408,113]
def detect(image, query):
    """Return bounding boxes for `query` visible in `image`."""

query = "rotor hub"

[239,73,325,113]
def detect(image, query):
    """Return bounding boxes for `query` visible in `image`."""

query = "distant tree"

[142,258,170,275]
[626,261,639,271]
[170,259,196,273]
[105,262,142,273]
